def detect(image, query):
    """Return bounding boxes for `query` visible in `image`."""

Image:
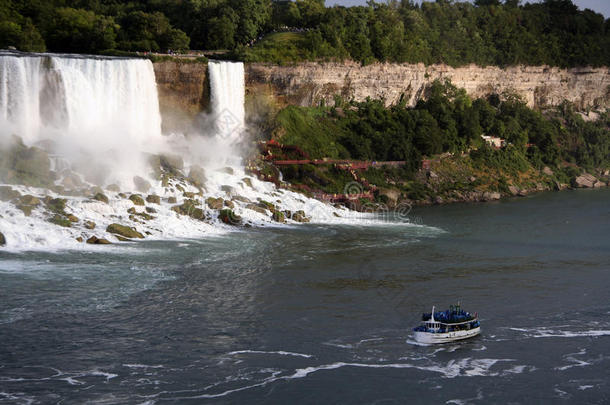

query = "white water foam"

[226,350,313,359]
[510,327,610,339]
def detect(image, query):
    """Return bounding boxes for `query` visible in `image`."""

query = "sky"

[325,0,610,18]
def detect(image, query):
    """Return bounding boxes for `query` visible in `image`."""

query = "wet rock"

[168,196,177,204]
[508,185,520,196]
[172,200,205,220]
[233,195,251,203]
[129,194,145,206]
[188,165,207,188]
[76,236,84,243]
[183,191,197,199]
[17,195,41,216]
[115,235,131,242]
[146,194,161,204]
[272,211,285,223]
[93,192,109,204]
[61,172,85,190]
[106,223,144,239]
[219,209,241,225]
[133,176,151,193]
[67,214,79,223]
[224,200,235,209]
[219,167,234,175]
[0,186,21,201]
[257,200,275,212]
[0,232,5,246]
[206,197,224,210]
[84,220,96,230]
[145,207,157,214]
[242,178,253,188]
[292,210,310,223]
[160,154,184,174]
[0,137,54,187]
[49,215,72,227]
[86,236,112,245]
[220,185,235,195]
[246,203,268,215]
[45,197,67,214]
[593,181,606,188]
[106,184,120,192]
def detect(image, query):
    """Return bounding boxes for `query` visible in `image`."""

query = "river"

[1,189,609,404]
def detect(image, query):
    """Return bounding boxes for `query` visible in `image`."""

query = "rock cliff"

[245,62,610,110]
[153,61,209,133]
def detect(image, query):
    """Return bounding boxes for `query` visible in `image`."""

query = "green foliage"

[1,0,606,66]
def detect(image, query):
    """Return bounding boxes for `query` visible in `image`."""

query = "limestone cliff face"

[153,61,208,133]
[245,62,610,110]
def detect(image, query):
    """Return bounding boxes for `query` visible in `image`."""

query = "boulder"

[146,194,161,204]
[233,195,251,203]
[593,181,606,188]
[220,185,235,195]
[106,184,120,192]
[67,214,79,223]
[508,185,520,196]
[272,211,286,223]
[188,165,207,188]
[84,221,96,230]
[206,197,224,210]
[133,176,151,193]
[0,186,21,201]
[573,173,597,188]
[48,215,72,227]
[159,154,184,174]
[172,200,205,220]
[219,209,241,225]
[378,188,400,206]
[106,223,144,239]
[129,194,145,206]
[246,203,268,215]
[292,210,310,223]
[482,192,501,201]
[168,196,177,204]
[219,167,234,175]
[224,200,235,209]
[45,198,68,216]
[0,232,5,246]
[61,172,85,190]
[241,178,253,188]
[145,207,157,214]
[93,192,109,204]
[86,236,112,245]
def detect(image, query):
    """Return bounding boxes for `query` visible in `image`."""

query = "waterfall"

[207,60,245,144]
[0,51,162,149]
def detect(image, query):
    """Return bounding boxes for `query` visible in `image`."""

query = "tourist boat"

[413,304,480,344]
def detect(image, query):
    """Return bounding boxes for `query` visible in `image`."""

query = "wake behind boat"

[413,304,481,344]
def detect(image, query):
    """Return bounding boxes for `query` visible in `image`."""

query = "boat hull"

[413,327,481,344]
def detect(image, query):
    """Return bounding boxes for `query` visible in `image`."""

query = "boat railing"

[423,317,478,326]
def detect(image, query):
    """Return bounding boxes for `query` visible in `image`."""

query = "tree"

[45,8,118,53]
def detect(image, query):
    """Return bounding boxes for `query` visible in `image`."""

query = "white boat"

[413,304,481,344]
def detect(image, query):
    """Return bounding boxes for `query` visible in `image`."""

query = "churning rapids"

[0,51,412,251]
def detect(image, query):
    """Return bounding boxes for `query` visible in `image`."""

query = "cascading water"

[0,51,162,146]
[0,51,163,186]
[207,60,245,143]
